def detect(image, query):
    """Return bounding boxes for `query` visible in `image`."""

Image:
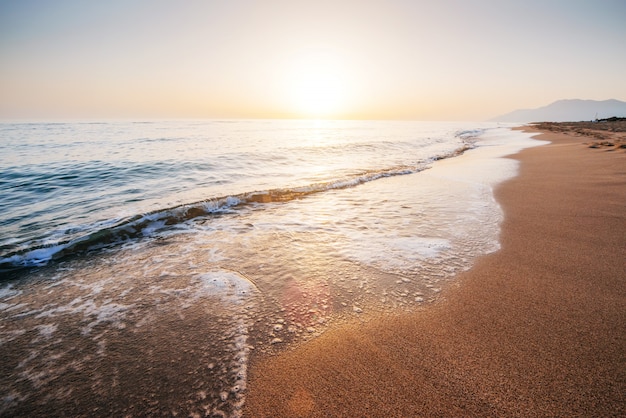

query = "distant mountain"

[490,99,626,123]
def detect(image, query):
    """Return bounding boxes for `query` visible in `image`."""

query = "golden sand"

[244,126,626,417]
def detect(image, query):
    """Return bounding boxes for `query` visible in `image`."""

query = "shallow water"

[0,119,482,271]
[0,123,542,417]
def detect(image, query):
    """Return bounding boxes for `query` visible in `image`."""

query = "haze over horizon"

[1,0,625,121]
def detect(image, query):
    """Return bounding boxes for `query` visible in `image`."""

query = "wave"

[0,136,480,276]
[456,128,484,140]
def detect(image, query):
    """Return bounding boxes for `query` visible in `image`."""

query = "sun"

[286,50,347,118]
[293,72,343,117]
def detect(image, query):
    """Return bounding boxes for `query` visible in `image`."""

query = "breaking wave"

[0,122,483,276]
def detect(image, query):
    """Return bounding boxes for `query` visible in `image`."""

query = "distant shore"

[244,124,626,417]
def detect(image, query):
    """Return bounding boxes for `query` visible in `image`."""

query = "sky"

[1,0,625,121]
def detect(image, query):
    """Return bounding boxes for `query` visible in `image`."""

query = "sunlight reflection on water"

[0,126,542,416]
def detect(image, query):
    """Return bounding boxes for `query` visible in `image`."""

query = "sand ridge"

[244,127,626,417]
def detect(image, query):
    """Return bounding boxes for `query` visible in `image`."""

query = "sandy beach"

[244,126,626,417]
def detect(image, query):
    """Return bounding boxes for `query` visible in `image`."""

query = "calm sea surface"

[1,120,485,270]
[0,120,540,416]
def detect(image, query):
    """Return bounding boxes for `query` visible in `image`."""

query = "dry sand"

[244,127,626,417]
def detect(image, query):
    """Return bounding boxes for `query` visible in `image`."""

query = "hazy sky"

[1,0,625,120]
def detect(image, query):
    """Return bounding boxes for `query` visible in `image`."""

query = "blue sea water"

[1,119,484,272]
[0,119,541,416]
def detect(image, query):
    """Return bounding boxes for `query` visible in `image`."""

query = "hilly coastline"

[491,99,626,123]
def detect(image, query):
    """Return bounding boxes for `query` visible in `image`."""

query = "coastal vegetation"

[531,119,626,149]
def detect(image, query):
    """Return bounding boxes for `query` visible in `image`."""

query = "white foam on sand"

[1,263,262,417]
[35,324,58,339]
[427,127,547,186]
[197,270,258,305]
[30,293,133,335]
[331,127,546,279]
[195,270,259,417]
[340,234,451,270]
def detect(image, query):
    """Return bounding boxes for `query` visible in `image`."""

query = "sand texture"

[244,127,626,417]
[532,119,626,149]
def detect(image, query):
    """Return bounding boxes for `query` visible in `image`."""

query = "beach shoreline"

[244,126,626,416]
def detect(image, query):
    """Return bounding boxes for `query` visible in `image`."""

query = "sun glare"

[286,50,348,118]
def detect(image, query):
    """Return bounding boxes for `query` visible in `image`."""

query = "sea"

[0,119,541,417]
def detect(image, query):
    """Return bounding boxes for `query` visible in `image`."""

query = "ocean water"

[0,120,540,416]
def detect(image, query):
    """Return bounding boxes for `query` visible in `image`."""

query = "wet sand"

[244,127,626,417]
